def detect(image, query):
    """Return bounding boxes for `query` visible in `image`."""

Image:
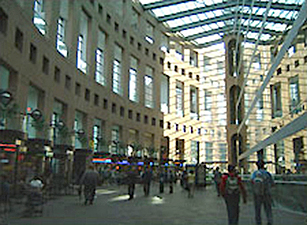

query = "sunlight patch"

[96,189,117,195]
[151,196,164,205]
[108,194,130,202]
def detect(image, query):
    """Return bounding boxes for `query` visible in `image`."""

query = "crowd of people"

[1,160,276,225]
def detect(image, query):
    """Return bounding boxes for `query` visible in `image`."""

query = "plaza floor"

[6,182,306,225]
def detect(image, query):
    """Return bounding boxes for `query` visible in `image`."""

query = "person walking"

[251,160,274,225]
[126,166,138,200]
[142,166,152,197]
[80,165,100,205]
[214,167,222,197]
[168,169,174,194]
[187,170,195,198]
[220,165,247,225]
[159,169,165,194]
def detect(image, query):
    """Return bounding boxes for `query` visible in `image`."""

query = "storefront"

[0,129,26,184]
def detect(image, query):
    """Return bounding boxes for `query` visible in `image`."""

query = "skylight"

[139,0,304,47]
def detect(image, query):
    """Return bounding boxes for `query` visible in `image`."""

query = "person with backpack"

[251,160,274,225]
[220,165,247,225]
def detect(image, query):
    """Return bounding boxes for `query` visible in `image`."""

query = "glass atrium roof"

[139,0,305,47]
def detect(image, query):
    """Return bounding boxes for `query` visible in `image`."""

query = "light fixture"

[0,90,13,107]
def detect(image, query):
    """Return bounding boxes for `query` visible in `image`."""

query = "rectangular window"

[54,66,61,83]
[203,56,210,71]
[33,0,46,35]
[205,142,213,162]
[75,82,81,96]
[42,56,49,75]
[95,30,106,85]
[0,65,10,91]
[190,86,198,119]
[217,93,226,125]
[65,75,71,90]
[175,43,184,61]
[190,50,198,67]
[120,106,124,117]
[128,110,133,119]
[95,48,105,85]
[103,99,108,109]
[56,17,68,57]
[217,60,224,75]
[93,123,100,152]
[144,115,148,124]
[191,141,199,164]
[145,21,154,44]
[144,69,154,108]
[111,126,120,154]
[112,103,116,114]
[176,81,184,116]
[85,88,90,101]
[160,74,169,114]
[256,93,264,121]
[270,83,282,118]
[160,34,169,53]
[77,11,89,73]
[129,56,138,102]
[0,7,8,35]
[289,76,300,114]
[288,45,296,57]
[204,90,212,110]
[113,45,122,95]
[136,113,140,122]
[253,53,261,70]
[77,35,87,73]
[94,94,99,106]
[219,143,227,161]
[131,8,139,31]
[15,28,23,52]
[29,43,37,63]
[113,60,121,95]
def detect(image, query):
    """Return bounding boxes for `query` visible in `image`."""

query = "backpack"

[253,171,266,196]
[225,175,240,195]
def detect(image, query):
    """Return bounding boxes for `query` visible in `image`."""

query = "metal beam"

[239,112,307,160]
[237,0,307,134]
[157,1,301,22]
[158,2,237,22]
[195,37,267,48]
[141,0,193,10]
[184,26,230,41]
[184,24,281,41]
[171,13,292,32]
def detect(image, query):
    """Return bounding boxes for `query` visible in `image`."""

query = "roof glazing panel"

[139,0,304,47]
